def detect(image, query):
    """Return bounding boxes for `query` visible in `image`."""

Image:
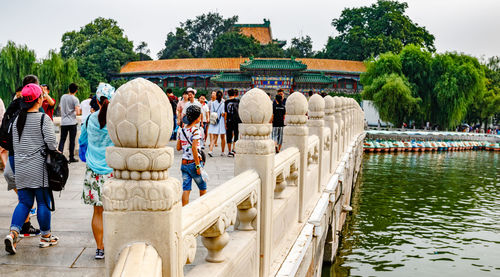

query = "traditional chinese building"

[233,19,286,47]
[118,57,365,94]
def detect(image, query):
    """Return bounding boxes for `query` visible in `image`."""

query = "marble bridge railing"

[102,78,365,277]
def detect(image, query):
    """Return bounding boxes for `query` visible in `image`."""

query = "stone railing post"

[307,94,327,191]
[103,78,182,277]
[324,96,338,174]
[234,88,274,277]
[282,92,309,222]
[333,97,345,161]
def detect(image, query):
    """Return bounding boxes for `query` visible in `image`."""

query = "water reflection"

[326,152,500,277]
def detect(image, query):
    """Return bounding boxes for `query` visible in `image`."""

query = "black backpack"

[40,115,69,211]
[226,99,241,124]
[0,98,22,152]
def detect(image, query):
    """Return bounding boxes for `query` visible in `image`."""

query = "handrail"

[112,243,162,277]
[181,170,260,264]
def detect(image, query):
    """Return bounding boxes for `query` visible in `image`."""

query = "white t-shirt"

[177,126,202,160]
[200,102,210,123]
[182,100,203,121]
[81,99,92,119]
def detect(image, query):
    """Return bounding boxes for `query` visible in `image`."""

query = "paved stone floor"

[0,141,234,276]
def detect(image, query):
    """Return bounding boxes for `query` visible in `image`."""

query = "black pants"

[58,124,77,159]
[226,123,239,144]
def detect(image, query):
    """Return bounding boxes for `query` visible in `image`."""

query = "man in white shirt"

[80,95,92,119]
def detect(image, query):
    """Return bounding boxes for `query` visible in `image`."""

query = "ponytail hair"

[216,91,223,102]
[98,96,110,129]
[16,99,38,140]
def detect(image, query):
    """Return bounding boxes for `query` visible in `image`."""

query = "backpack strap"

[39,114,55,211]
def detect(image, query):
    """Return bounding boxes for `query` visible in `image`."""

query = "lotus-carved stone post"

[333,97,345,164]
[307,94,327,191]
[324,96,338,174]
[234,88,274,277]
[282,92,309,222]
[103,78,182,277]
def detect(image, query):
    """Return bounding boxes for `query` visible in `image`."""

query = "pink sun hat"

[22,83,42,102]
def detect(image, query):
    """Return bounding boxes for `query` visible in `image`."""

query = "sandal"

[39,234,59,248]
[4,232,18,254]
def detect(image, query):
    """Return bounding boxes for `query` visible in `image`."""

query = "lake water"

[325,151,500,277]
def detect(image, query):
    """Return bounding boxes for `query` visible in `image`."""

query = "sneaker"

[227,152,234,157]
[20,221,41,237]
[208,152,213,157]
[29,208,37,218]
[69,158,79,163]
[95,249,105,259]
[39,235,59,248]
[220,153,225,157]
[4,233,17,254]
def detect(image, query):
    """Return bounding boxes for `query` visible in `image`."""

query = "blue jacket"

[79,113,114,174]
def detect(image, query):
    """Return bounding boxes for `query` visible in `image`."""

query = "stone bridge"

[102,78,365,277]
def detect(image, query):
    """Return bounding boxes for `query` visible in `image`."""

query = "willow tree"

[0,41,37,104]
[361,52,420,126]
[431,53,486,129]
[38,50,90,105]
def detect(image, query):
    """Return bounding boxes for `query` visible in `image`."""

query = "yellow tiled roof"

[119,58,366,74]
[239,27,273,44]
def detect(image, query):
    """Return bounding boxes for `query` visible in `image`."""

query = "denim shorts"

[181,162,207,191]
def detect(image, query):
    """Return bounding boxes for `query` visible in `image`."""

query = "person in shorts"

[225,89,241,157]
[271,94,286,153]
[177,105,206,206]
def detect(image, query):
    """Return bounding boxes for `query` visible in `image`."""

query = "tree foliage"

[61,17,138,91]
[0,42,89,106]
[136,41,152,61]
[286,36,314,58]
[158,13,239,58]
[209,32,261,58]
[0,41,37,104]
[38,50,90,104]
[322,0,435,61]
[362,45,489,129]
[257,43,285,58]
[157,27,192,59]
[361,52,420,125]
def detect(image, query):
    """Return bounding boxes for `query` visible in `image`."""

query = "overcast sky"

[1,0,499,60]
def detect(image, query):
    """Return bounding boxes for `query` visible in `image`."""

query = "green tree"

[0,41,37,104]
[38,50,90,104]
[286,36,314,58]
[361,52,420,125]
[323,0,435,61]
[257,43,285,58]
[61,17,138,91]
[157,27,192,59]
[181,12,238,57]
[135,41,152,61]
[209,32,261,58]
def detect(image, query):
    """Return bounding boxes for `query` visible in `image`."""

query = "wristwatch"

[195,164,201,169]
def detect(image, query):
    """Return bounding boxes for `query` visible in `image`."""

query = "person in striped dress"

[4,83,58,255]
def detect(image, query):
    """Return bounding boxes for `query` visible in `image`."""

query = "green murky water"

[326,151,500,277]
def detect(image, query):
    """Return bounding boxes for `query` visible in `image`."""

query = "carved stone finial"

[308,94,325,119]
[103,78,180,212]
[107,78,173,149]
[285,92,308,125]
[324,96,334,116]
[239,88,272,124]
[235,88,274,155]
[333,96,341,113]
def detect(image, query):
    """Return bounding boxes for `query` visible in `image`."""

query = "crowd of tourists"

[1,74,113,260]
[1,78,291,259]
[168,88,289,205]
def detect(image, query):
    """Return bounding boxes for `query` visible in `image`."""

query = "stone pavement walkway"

[0,141,234,276]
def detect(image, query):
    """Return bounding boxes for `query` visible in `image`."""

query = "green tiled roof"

[211,73,252,83]
[241,58,307,71]
[234,19,271,28]
[295,73,336,84]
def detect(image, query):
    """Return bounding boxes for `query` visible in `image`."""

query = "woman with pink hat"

[4,83,58,255]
